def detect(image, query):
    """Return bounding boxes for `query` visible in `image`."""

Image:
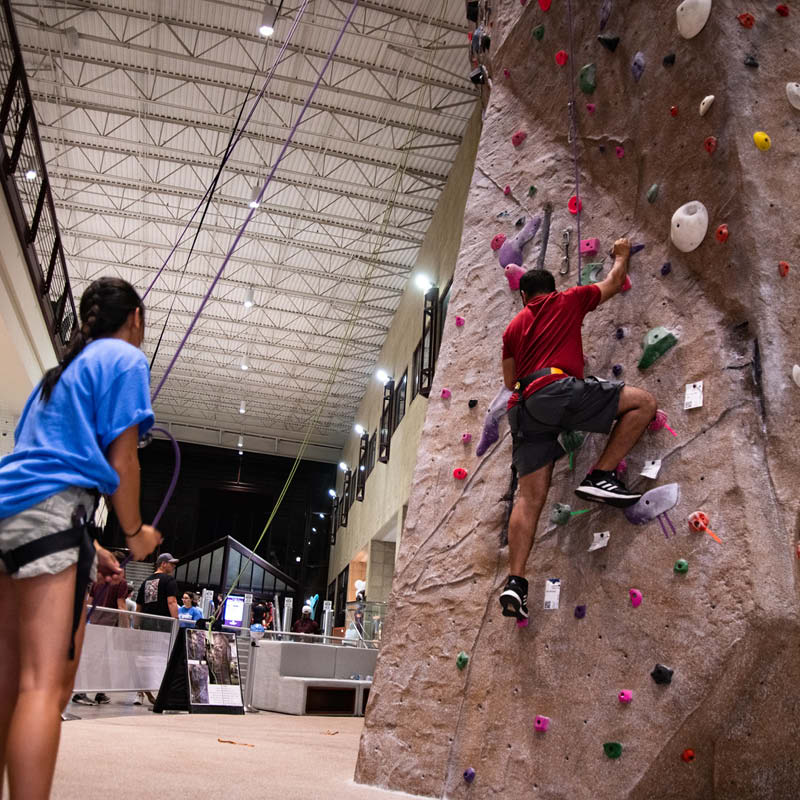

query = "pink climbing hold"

[615,145,625,158]
[538,0,552,9]
[503,68,511,79]
[534,715,551,732]
[629,588,643,608]
[441,388,452,400]
[580,237,600,256]
[648,409,678,437]
[555,50,569,66]
[455,315,465,327]
[621,275,632,292]
[586,103,597,114]
[453,467,468,480]
[517,617,529,628]
[462,433,472,444]
[512,130,527,147]
[491,233,507,251]
[568,195,582,215]
[505,264,525,290]
[520,0,527,5]
[616,459,628,476]
[618,690,633,704]
[504,185,512,196]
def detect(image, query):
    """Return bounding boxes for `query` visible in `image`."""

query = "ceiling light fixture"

[239,400,246,414]
[295,556,301,562]
[259,2,277,36]
[414,274,434,292]
[248,186,261,209]
[240,356,249,371]
[243,286,255,308]
[237,434,244,449]
[24,169,37,181]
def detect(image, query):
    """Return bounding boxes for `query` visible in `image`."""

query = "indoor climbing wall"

[355,1,800,798]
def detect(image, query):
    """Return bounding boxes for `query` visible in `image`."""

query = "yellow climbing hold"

[753,131,771,151]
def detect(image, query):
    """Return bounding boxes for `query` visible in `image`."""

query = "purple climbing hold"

[464,768,476,784]
[631,51,645,82]
[599,0,612,30]
[624,484,681,525]
[476,415,499,457]
[612,363,623,377]
[574,604,587,619]
[498,214,543,268]
[661,261,672,275]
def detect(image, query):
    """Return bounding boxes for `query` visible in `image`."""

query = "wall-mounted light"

[259,2,277,36]
[375,369,391,384]
[354,424,365,435]
[311,527,317,533]
[295,556,301,562]
[328,488,336,497]
[338,461,348,471]
[243,287,255,308]
[414,274,434,292]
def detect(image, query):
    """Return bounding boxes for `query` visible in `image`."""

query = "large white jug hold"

[676,0,712,39]
[671,201,709,252]
[793,365,800,388]
[786,82,800,111]
[699,95,715,116]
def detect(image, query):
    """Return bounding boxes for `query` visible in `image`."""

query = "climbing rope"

[565,0,583,286]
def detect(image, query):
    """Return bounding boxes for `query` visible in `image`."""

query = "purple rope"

[664,511,677,538]
[657,514,669,540]
[565,0,583,285]
[141,0,312,302]
[151,0,359,403]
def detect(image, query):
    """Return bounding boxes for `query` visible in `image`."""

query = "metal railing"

[0,0,76,356]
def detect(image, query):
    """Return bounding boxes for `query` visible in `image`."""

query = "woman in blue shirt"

[0,277,162,798]
[177,592,203,628]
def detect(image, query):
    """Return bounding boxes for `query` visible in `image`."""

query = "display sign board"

[153,628,244,715]
[223,595,245,628]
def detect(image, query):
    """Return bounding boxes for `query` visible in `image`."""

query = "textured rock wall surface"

[355,1,800,798]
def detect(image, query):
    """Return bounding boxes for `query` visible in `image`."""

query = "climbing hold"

[580,237,600,256]
[599,0,612,29]
[676,0,712,39]
[586,102,597,114]
[560,430,586,471]
[603,742,623,759]
[753,131,771,151]
[555,50,569,66]
[511,130,527,147]
[674,558,689,574]
[456,651,469,670]
[744,54,759,67]
[715,224,729,243]
[618,690,633,703]
[505,264,525,290]
[476,415,499,456]
[704,136,717,154]
[453,467,468,480]
[588,531,611,551]
[461,433,472,444]
[574,604,587,619]
[597,34,620,52]
[787,83,800,110]
[468,399,478,409]
[616,460,627,476]
[441,388,452,399]
[776,3,789,15]
[498,215,542,268]
[794,365,800,387]
[625,484,681,526]
[670,105,679,117]
[638,327,678,369]
[503,185,511,195]
[491,233,506,251]
[663,52,676,67]
[699,94,715,115]
[532,24,545,40]
[568,195,582,214]
[534,715,551,732]
[579,63,597,94]
[651,663,674,685]
[779,261,790,277]
[648,409,678,436]
[615,145,625,158]
[661,262,672,276]
[550,503,573,526]
[612,364,623,377]
[517,618,529,628]
[629,588,643,608]
[538,0,551,9]
[682,749,696,763]
[688,511,722,543]
[646,184,659,203]
[621,275,632,293]
[581,262,604,285]
[631,51,645,82]
[455,315,465,327]
[615,327,625,340]
[520,0,527,5]
[464,767,476,783]
[528,185,538,197]
[671,201,709,252]
[503,68,511,79]
[737,12,755,27]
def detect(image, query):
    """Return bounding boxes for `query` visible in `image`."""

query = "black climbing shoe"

[574,470,642,508]
[499,576,529,621]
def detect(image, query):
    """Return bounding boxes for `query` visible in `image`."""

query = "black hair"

[40,277,144,402]
[519,269,556,299]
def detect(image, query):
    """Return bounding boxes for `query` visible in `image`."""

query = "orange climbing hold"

[688,511,722,543]
[737,12,755,27]
[778,261,790,277]
[715,224,729,243]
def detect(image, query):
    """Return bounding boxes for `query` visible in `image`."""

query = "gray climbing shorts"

[0,487,96,580]
[508,376,623,477]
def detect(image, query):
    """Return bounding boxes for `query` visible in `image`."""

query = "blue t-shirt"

[0,338,154,518]
[178,606,203,628]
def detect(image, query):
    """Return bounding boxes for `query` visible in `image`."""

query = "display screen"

[223,596,245,628]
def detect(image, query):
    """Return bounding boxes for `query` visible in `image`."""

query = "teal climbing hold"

[674,559,689,574]
[559,430,585,471]
[456,651,469,670]
[604,742,623,759]
[646,183,659,203]
[638,327,678,369]
[528,185,537,197]
[532,24,545,40]
[579,63,597,94]
[580,262,604,285]
[597,34,619,52]
[550,503,572,526]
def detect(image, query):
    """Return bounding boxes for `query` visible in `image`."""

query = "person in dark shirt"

[499,240,657,624]
[135,553,179,631]
[291,605,320,639]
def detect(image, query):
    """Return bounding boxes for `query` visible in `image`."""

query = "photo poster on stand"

[153,628,245,715]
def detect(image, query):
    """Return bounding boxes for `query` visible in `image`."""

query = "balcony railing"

[0,0,76,356]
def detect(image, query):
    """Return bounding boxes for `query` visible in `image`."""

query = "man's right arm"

[596,238,631,305]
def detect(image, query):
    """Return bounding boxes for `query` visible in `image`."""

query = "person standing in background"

[135,554,179,630]
[177,592,202,628]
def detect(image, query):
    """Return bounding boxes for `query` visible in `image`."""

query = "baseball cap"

[156,553,179,565]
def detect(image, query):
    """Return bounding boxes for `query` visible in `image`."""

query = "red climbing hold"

[615,146,625,158]
[715,224,729,243]
[779,261,790,277]
[455,315,465,327]
[491,233,506,251]
[670,105,679,117]
[555,50,569,66]
[503,68,511,79]
[704,136,718,154]
[621,275,632,292]
[453,468,468,480]
[737,12,755,27]
[586,103,596,114]
[539,0,552,9]
[776,4,789,16]
[682,749,696,763]
[568,195,582,214]
[504,185,511,196]
[512,130,527,147]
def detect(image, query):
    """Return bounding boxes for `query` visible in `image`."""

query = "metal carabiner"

[559,228,571,275]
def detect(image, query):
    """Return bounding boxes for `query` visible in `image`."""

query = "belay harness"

[0,493,100,659]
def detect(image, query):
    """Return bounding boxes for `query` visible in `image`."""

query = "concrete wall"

[366,540,396,604]
[327,104,482,586]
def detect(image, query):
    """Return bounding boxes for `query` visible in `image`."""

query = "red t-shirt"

[502,284,601,407]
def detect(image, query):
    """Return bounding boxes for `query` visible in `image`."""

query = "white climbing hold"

[676,0,712,39]
[670,201,709,253]
[786,83,800,111]
[793,365,800,388]
[588,531,611,552]
[699,95,715,116]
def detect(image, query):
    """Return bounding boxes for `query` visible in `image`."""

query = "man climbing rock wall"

[355,1,800,798]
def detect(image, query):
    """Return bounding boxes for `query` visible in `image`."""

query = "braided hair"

[39,277,144,402]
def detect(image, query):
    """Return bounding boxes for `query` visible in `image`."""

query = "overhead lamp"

[24,169,37,181]
[237,434,244,449]
[295,556,301,563]
[376,369,391,384]
[259,2,277,36]
[414,274,434,292]
[339,461,348,471]
[240,356,249,371]
[318,513,325,519]
[360,465,365,471]
[312,527,317,533]
[238,450,244,455]
[239,400,246,415]
[248,186,261,209]
[243,286,255,308]
[354,424,365,435]
[328,488,336,498]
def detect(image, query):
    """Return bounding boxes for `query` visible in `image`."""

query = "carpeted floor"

[48,702,428,800]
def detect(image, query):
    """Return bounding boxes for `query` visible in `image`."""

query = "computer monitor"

[222,595,245,628]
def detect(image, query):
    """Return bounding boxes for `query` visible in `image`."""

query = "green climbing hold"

[604,742,623,759]
[579,63,597,94]
[550,503,573,526]
[580,262,604,285]
[559,430,585,471]
[646,183,659,203]
[674,559,689,574]
[532,24,545,41]
[597,34,620,52]
[528,185,537,197]
[637,327,678,370]
[456,651,469,670]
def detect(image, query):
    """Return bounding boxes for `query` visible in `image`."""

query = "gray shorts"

[0,487,97,580]
[508,376,623,477]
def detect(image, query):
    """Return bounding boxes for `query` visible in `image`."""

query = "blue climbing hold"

[631,51,645,82]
